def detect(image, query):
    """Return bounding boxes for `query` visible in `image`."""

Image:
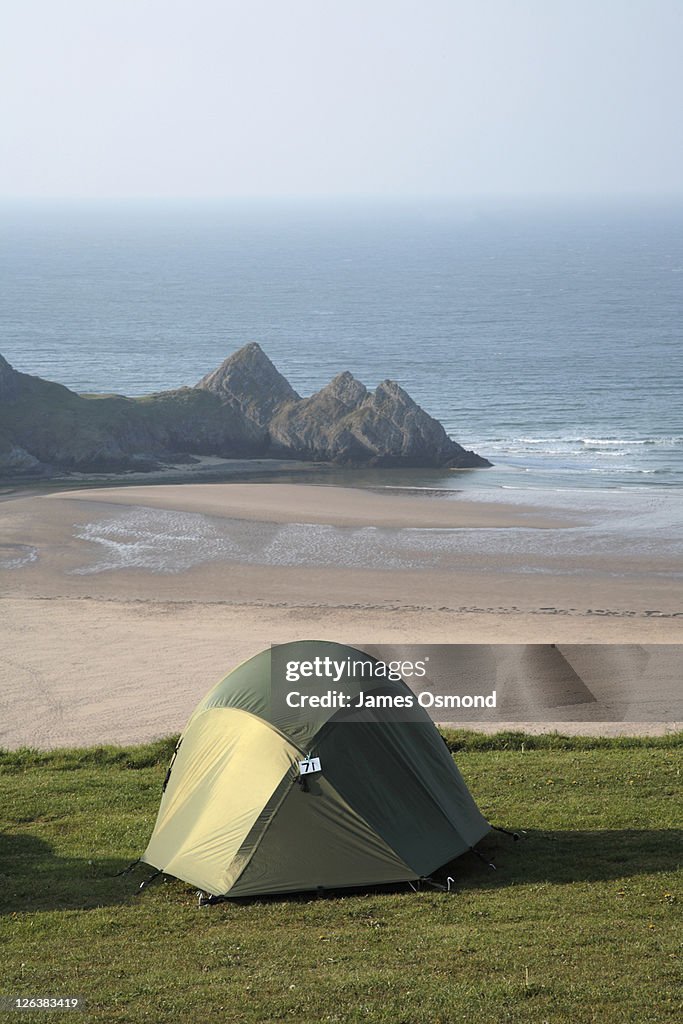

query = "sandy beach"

[2,480,682,748]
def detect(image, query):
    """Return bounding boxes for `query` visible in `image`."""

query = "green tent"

[142,641,490,897]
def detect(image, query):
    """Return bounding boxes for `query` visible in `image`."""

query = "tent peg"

[137,869,162,893]
[472,849,496,870]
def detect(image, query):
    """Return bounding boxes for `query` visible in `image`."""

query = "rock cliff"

[0,344,490,476]
[269,371,485,467]
[198,342,300,429]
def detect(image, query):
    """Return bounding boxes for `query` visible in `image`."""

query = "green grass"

[1,735,681,1023]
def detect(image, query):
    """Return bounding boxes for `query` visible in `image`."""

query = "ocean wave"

[478,435,682,450]
[580,437,683,447]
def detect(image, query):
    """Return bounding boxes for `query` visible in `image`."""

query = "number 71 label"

[299,756,321,775]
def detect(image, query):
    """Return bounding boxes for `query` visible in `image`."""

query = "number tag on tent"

[299,756,321,775]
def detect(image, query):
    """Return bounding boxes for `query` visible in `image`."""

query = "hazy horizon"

[3,194,683,209]
[2,1,682,201]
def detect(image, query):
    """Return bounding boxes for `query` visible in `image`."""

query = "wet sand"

[42,482,581,529]
[1,482,681,748]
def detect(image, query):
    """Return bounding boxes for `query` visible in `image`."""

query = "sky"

[1,0,682,199]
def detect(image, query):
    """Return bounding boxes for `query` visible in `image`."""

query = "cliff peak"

[374,379,413,401]
[197,343,300,427]
[318,371,368,407]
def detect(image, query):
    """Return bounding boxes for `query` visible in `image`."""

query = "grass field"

[1,733,681,1023]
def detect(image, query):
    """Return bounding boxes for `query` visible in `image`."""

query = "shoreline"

[0,456,324,498]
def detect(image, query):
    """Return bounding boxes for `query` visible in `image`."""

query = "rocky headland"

[0,343,490,477]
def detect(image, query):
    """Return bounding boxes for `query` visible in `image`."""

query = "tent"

[141,641,490,898]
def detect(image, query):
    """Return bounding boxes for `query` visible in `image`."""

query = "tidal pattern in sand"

[68,489,683,579]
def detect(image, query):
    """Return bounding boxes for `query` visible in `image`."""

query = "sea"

[1,197,682,496]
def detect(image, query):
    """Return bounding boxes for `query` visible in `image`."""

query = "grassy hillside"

[0,368,265,473]
[1,734,681,1023]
